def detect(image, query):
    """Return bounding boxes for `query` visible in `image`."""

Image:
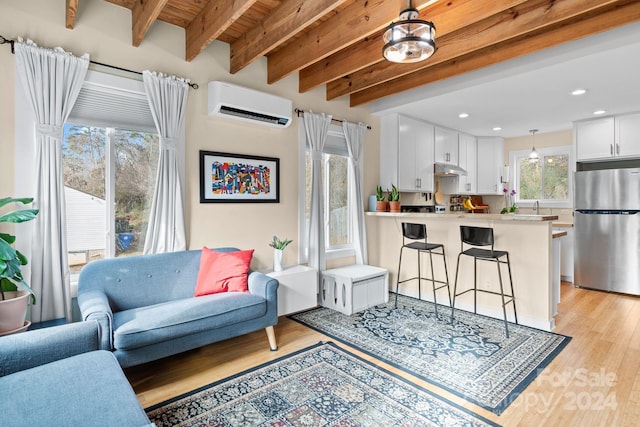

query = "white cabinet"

[575,117,615,161]
[457,133,477,194]
[576,113,640,161]
[320,265,389,315]
[616,113,640,158]
[434,126,458,164]
[476,136,504,194]
[262,265,318,316]
[380,114,434,192]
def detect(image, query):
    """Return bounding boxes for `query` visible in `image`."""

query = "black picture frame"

[199,151,280,203]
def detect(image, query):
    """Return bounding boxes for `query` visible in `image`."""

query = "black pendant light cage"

[382,6,436,63]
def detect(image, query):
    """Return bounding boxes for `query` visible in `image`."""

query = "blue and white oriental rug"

[290,294,571,415]
[146,342,499,426]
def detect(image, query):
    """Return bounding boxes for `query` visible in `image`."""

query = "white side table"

[320,265,389,315]
[261,265,318,316]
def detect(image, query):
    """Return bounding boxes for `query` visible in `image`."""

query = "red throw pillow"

[194,247,254,297]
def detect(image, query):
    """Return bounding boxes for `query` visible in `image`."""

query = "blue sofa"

[77,247,279,368]
[0,321,152,427]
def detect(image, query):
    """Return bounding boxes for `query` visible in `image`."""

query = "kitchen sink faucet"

[533,200,539,214]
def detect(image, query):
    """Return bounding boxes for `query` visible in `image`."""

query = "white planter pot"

[273,249,284,272]
[0,291,29,334]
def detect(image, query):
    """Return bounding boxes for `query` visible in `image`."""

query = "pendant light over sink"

[528,129,540,162]
[382,0,436,63]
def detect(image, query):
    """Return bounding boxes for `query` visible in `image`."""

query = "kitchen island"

[365,212,559,331]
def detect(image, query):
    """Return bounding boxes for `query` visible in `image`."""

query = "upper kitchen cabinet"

[476,136,504,195]
[576,113,640,161]
[380,114,434,193]
[434,126,458,165]
[575,117,615,160]
[458,133,477,194]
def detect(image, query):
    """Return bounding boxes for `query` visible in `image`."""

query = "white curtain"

[14,40,89,322]
[303,112,332,272]
[343,121,368,265]
[142,71,188,254]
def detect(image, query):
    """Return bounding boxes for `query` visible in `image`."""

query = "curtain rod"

[0,35,199,90]
[294,108,372,130]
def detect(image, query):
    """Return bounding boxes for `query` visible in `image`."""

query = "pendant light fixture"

[382,0,436,63]
[528,129,540,162]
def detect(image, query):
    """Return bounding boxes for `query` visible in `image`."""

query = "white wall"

[0,0,380,270]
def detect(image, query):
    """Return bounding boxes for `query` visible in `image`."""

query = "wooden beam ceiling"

[70,0,640,107]
[65,0,78,29]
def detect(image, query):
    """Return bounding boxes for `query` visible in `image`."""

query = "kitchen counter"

[366,212,558,221]
[365,211,559,331]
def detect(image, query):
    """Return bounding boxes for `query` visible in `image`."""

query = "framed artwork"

[199,151,280,203]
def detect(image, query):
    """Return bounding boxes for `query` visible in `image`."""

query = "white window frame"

[298,123,356,263]
[509,145,574,209]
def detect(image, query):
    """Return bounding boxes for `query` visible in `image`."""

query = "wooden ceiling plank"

[230,0,348,75]
[329,0,630,100]
[299,0,529,93]
[66,0,78,29]
[185,0,258,62]
[132,0,170,47]
[349,0,640,106]
[266,0,436,84]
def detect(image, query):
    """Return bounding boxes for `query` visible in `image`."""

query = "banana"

[463,198,476,210]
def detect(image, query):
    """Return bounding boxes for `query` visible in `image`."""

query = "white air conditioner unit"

[208,81,292,128]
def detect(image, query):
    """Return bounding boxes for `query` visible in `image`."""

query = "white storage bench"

[320,265,389,315]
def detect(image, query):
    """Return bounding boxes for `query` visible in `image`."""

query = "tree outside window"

[514,147,570,206]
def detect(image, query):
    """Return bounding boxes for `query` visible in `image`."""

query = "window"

[299,125,355,261]
[63,69,160,281]
[510,146,572,207]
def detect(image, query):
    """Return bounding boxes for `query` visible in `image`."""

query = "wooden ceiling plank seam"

[185,0,258,62]
[328,0,629,100]
[298,0,530,93]
[230,0,349,75]
[66,0,78,29]
[349,0,640,106]
[132,0,170,47]
[266,0,436,84]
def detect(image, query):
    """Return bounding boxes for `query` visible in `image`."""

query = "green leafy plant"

[269,235,293,250]
[389,184,400,202]
[0,197,38,303]
[375,185,386,202]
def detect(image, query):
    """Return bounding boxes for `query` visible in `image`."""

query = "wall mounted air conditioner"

[208,81,292,128]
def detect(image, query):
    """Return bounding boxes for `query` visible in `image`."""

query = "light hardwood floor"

[126,283,640,426]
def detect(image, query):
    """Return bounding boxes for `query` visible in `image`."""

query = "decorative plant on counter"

[269,235,293,251]
[375,185,385,202]
[501,188,518,214]
[375,185,388,212]
[388,185,401,212]
[389,185,400,202]
[0,197,38,303]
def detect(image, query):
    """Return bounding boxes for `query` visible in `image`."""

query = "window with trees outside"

[300,126,355,261]
[63,125,159,276]
[62,69,161,283]
[511,146,572,207]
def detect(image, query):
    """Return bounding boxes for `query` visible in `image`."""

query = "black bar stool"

[395,223,451,317]
[450,225,518,337]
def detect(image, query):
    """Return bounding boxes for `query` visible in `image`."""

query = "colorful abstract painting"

[200,151,279,203]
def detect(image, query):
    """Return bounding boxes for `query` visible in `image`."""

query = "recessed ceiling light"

[493,127,502,131]
[593,110,607,115]
[571,88,588,96]
[458,113,469,118]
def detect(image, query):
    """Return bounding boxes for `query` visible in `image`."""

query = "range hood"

[434,162,467,176]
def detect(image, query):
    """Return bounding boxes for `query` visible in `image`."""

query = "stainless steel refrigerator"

[574,168,640,295]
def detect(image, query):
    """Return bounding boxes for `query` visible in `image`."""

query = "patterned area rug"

[290,294,571,415]
[146,342,499,427]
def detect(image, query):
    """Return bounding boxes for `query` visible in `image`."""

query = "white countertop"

[366,211,558,222]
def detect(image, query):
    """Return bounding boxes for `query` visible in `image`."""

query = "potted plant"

[269,235,292,272]
[375,185,388,212]
[388,184,401,212]
[0,197,38,334]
